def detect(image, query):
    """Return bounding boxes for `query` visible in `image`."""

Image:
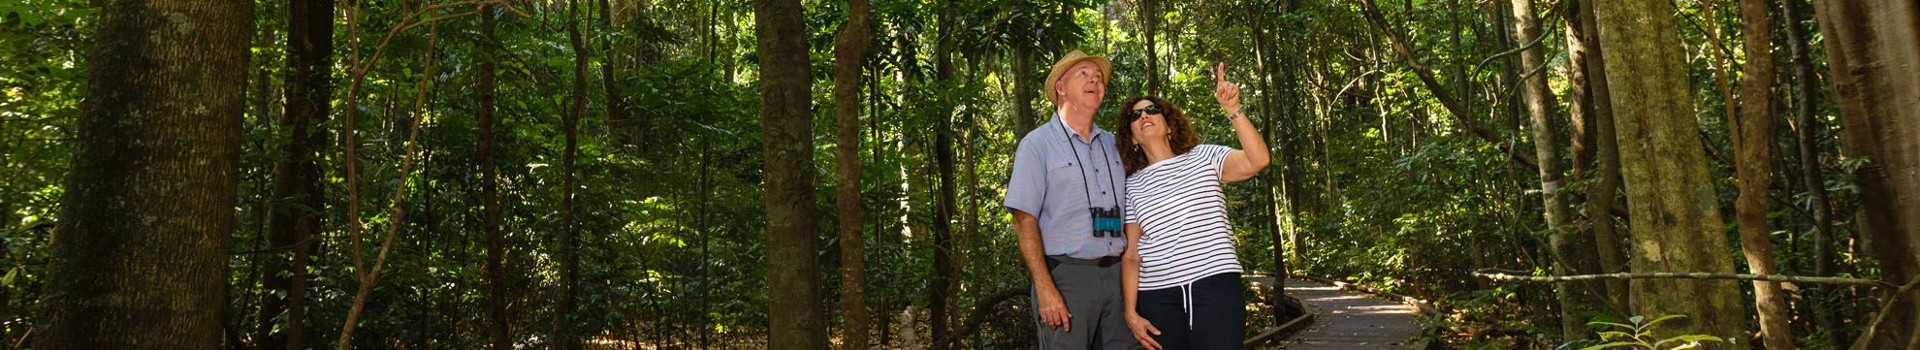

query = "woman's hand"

[1213,62,1243,117]
[1127,312,1163,350]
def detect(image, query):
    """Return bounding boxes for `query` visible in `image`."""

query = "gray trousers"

[1033,257,1140,350]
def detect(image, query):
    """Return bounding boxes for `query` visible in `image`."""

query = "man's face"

[1056,61,1106,111]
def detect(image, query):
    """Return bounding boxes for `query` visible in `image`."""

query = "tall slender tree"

[263,0,334,348]
[1732,0,1791,348]
[833,0,873,347]
[1141,0,1160,95]
[758,0,826,347]
[1593,0,1749,344]
[930,0,959,343]
[556,0,590,348]
[1779,0,1839,340]
[1810,0,1920,348]
[1570,0,1628,312]
[479,4,509,350]
[1509,0,1584,339]
[598,0,631,146]
[34,0,251,347]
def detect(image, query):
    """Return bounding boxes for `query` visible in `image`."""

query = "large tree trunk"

[1592,0,1750,346]
[758,0,826,348]
[833,0,872,348]
[34,0,251,347]
[479,5,509,350]
[556,1,588,348]
[1732,1,1792,348]
[1509,0,1584,340]
[264,0,333,348]
[1780,0,1840,341]
[1572,0,1628,313]
[1810,1,1920,348]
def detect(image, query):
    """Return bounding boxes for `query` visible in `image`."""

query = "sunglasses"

[1124,105,1164,122]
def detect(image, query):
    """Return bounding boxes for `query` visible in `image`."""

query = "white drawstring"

[1180,283,1195,330]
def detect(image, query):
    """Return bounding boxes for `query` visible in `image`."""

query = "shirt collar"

[1056,112,1105,143]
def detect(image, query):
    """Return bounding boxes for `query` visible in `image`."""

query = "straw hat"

[1043,50,1112,104]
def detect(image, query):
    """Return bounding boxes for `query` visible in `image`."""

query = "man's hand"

[1036,286,1072,332]
[1127,312,1163,350]
[1213,62,1243,117]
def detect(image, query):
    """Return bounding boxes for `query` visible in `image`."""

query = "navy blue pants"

[1136,273,1245,350]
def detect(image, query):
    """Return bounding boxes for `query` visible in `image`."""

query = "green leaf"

[1641,314,1687,329]
[1653,334,1723,348]
[1578,341,1646,350]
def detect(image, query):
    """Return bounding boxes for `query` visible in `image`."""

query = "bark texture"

[758,0,827,348]
[834,0,873,347]
[1592,0,1750,345]
[1572,0,1628,312]
[1732,0,1792,348]
[1508,0,1584,339]
[35,0,251,347]
[1810,0,1920,348]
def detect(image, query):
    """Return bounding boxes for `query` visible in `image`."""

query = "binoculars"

[1091,206,1123,237]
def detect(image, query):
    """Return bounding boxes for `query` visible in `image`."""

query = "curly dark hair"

[1115,96,1199,176]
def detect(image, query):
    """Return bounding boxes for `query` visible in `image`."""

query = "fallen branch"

[931,288,1026,350]
[1470,268,1896,288]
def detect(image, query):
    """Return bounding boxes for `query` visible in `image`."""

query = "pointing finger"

[1216,62,1226,84]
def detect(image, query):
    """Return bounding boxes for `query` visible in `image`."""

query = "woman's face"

[1127,99,1168,144]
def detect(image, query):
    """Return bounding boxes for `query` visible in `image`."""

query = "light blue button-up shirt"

[1005,115,1130,259]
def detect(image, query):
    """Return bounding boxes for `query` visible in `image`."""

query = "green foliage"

[1569,315,1726,350]
[0,0,1884,348]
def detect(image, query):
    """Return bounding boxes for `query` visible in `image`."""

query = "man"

[1006,50,1135,350]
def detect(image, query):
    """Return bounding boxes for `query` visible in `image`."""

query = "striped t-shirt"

[1124,144,1243,291]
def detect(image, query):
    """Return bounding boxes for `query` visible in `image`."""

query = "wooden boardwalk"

[1259,279,1426,350]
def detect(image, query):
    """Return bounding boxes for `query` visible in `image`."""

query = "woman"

[1118,63,1270,350]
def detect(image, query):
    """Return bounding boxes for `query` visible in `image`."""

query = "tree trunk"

[1732,1,1793,348]
[758,0,826,347]
[266,0,332,348]
[833,0,872,348]
[1142,0,1159,95]
[1810,0,1920,348]
[479,5,509,350]
[1562,0,1623,315]
[1245,1,1300,322]
[1509,0,1584,340]
[1593,0,1750,345]
[556,1,588,348]
[1780,0,1840,341]
[930,1,958,345]
[1012,46,1037,139]
[1573,0,1629,313]
[34,0,250,347]
[1358,0,1541,171]
[599,0,632,147]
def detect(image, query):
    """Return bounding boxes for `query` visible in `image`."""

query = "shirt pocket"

[1047,160,1081,186]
